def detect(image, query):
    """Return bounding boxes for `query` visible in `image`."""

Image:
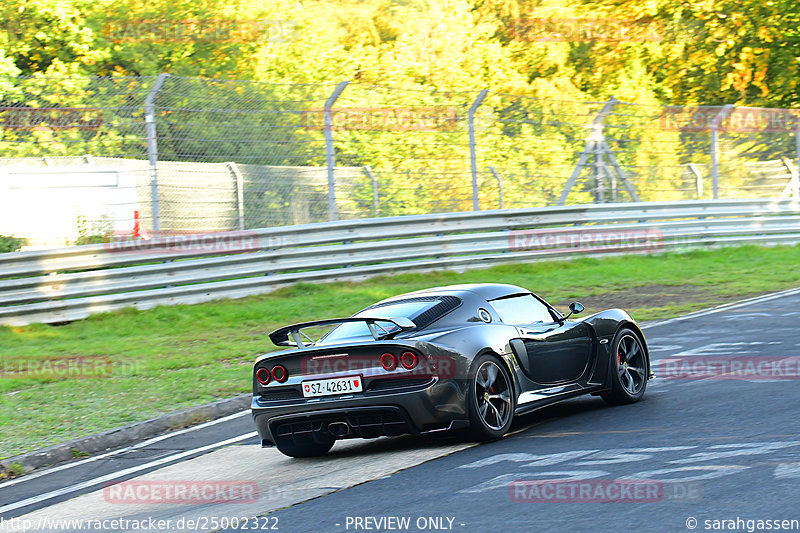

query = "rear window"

[318,300,438,344]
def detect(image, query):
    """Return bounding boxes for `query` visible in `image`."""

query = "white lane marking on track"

[457,441,800,493]
[0,432,257,515]
[775,463,800,478]
[458,470,610,493]
[457,450,598,469]
[672,342,782,357]
[648,345,684,352]
[668,442,800,464]
[0,410,250,489]
[723,313,773,320]
[619,465,750,482]
[643,286,800,329]
[574,451,651,466]
[631,447,697,453]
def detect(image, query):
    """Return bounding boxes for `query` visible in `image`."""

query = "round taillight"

[380,353,397,371]
[256,368,271,385]
[272,364,288,383]
[401,351,418,369]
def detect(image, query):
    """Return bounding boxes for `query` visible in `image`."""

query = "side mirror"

[564,301,584,319]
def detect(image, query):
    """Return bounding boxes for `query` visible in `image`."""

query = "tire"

[275,435,335,458]
[601,328,649,405]
[467,353,515,441]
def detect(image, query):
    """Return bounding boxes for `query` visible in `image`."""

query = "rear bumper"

[251,377,467,446]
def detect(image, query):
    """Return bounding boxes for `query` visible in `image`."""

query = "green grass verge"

[1,244,799,460]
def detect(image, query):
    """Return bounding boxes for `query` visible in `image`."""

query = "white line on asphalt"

[643,286,800,329]
[0,432,257,515]
[0,410,250,489]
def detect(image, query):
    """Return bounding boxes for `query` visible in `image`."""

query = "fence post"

[593,135,606,203]
[779,157,800,200]
[228,162,246,230]
[468,90,489,211]
[795,166,800,201]
[709,104,734,200]
[364,165,379,217]
[324,81,350,221]
[488,166,503,209]
[796,115,800,186]
[145,73,169,233]
[688,163,704,199]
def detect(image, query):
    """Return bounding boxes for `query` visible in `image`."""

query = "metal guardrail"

[1,198,799,326]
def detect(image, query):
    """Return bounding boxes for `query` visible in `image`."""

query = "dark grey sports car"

[251,283,652,457]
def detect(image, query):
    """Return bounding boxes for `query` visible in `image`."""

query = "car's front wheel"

[602,328,648,405]
[467,354,515,440]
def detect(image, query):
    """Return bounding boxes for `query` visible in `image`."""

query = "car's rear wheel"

[275,435,335,458]
[467,354,515,440]
[602,328,648,405]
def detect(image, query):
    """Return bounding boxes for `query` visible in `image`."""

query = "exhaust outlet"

[327,422,350,437]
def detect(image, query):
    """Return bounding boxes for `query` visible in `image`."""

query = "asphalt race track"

[2,288,799,533]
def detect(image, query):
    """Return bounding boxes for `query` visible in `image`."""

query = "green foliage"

[5,0,796,104]
[71,447,90,458]
[73,214,113,245]
[0,235,25,253]
[2,0,797,214]
[3,462,25,478]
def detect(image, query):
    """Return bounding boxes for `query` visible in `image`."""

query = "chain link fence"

[1,74,798,245]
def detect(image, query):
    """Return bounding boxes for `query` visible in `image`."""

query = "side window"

[491,295,554,325]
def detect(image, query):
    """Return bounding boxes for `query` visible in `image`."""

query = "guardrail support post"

[145,73,169,233]
[468,90,489,211]
[709,105,734,200]
[324,81,350,222]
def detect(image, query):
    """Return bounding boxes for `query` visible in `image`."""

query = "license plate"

[302,375,363,398]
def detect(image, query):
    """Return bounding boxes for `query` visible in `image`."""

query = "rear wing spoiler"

[268,316,416,347]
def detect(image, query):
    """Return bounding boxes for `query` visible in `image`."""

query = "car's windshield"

[318,300,436,344]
